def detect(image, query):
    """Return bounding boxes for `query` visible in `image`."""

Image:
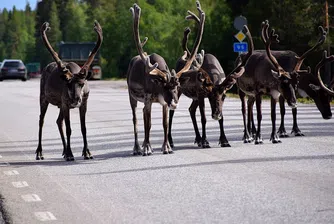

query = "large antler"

[293,26,327,72]
[79,21,103,75]
[315,51,334,95]
[261,20,291,79]
[175,0,205,78]
[41,22,67,70]
[130,4,167,80]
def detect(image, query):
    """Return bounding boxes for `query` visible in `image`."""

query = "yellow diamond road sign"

[234,31,246,42]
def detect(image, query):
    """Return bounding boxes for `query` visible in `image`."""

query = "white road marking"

[21,194,41,202]
[0,155,2,158]
[0,162,10,167]
[12,181,29,188]
[34,212,57,221]
[4,170,19,175]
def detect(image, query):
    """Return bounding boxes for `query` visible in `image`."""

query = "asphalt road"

[0,78,333,224]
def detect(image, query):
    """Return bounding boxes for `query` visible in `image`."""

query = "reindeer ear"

[271,69,280,79]
[309,84,321,91]
[62,68,73,81]
[197,72,205,82]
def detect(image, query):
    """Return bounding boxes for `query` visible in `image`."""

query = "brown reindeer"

[127,2,205,156]
[168,8,254,149]
[237,20,312,144]
[35,21,102,161]
[241,25,329,141]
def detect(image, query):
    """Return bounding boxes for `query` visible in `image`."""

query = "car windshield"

[3,62,23,68]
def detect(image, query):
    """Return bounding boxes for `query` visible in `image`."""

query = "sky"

[0,0,38,11]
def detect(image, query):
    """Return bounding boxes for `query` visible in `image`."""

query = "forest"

[0,0,332,79]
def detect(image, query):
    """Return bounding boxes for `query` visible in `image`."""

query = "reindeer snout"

[212,112,222,121]
[169,103,178,110]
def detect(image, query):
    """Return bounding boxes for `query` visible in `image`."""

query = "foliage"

[0,0,332,80]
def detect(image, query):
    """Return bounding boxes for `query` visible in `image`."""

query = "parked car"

[0,59,29,81]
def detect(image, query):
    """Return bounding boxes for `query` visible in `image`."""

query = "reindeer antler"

[175,0,205,78]
[130,4,167,80]
[293,26,327,72]
[315,51,334,95]
[79,20,103,76]
[261,20,291,79]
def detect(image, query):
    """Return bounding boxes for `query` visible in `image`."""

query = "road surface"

[0,79,333,223]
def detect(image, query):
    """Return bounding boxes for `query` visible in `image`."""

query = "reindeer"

[237,20,312,144]
[127,2,205,156]
[276,27,331,137]
[35,21,102,161]
[242,25,330,140]
[168,3,254,148]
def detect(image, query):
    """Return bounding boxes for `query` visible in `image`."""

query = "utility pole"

[324,0,331,85]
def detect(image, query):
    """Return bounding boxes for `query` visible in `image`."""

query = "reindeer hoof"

[294,132,305,137]
[221,143,231,147]
[255,139,263,145]
[133,151,142,156]
[272,139,282,144]
[84,156,90,160]
[89,155,94,159]
[201,139,210,148]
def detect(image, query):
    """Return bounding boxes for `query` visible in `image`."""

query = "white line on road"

[21,194,41,202]
[34,212,57,221]
[0,155,2,158]
[3,170,19,175]
[12,181,29,188]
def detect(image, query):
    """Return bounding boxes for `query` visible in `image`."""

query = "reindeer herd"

[35,1,334,161]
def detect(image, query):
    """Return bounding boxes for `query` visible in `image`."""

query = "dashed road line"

[34,212,57,221]
[3,170,19,175]
[12,181,29,188]
[21,194,41,202]
[0,162,9,167]
[0,155,2,158]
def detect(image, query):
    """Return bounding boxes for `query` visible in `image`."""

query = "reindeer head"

[41,21,103,108]
[308,50,334,119]
[130,2,205,110]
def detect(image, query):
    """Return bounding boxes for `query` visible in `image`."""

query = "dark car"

[0,59,28,81]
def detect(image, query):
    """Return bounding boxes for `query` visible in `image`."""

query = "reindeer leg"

[218,115,230,147]
[168,92,181,148]
[248,96,256,140]
[189,100,202,147]
[56,110,66,157]
[240,90,252,143]
[291,107,304,136]
[277,96,288,137]
[130,95,141,155]
[63,108,74,161]
[162,104,172,154]
[198,97,210,148]
[142,100,153,156]
[36,100,49,160]
[80,97,93,159]
[270,97,281,143]
[255,94,263,144]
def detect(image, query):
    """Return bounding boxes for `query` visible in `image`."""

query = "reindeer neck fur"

[41,62,89,108]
